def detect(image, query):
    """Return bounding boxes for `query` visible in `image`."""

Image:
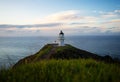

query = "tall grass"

[0,59,120,82]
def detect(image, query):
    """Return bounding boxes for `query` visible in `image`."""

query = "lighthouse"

[58,30,65,46]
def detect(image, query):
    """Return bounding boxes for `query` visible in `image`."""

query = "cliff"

[14,44,118,67]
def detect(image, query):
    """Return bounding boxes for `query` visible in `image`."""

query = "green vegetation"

[14,44,53,65]
[15,44,117,66]
[0,59,120,82]
[3,44,119,82]
[35,44,53,59]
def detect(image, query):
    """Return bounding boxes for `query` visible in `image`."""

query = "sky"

[0,0,120,36]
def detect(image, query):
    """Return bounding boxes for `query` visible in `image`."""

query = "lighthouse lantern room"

[58,30,65,46]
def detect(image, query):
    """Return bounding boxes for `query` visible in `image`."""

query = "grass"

[34,44,53,59]
[0,59,120,82]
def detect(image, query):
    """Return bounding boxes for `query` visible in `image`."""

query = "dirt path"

[40,45,57,59]
[46,47,56,59]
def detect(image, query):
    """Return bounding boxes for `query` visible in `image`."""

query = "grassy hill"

[0,44,120,82]
[0,59,120,82]
[14,44,117,66]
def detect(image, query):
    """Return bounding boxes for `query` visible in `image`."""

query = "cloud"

[100,10,120,18]
[43,10,98,23]
[101,13,117,18]
[0,23,62,28]
[45,10,80,21]
[0,10,120,36]
[114,10,120,13]
[109,19,120,23]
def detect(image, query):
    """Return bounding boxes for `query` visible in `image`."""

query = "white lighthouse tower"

[58,30,65,46]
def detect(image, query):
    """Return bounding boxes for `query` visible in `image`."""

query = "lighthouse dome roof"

[59,30,64,35]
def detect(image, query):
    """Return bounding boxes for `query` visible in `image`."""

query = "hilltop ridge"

[14,44,118,67]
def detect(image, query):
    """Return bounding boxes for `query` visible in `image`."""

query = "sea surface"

[0,36,120,67]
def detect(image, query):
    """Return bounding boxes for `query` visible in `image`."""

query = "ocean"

[0,36,120,67]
